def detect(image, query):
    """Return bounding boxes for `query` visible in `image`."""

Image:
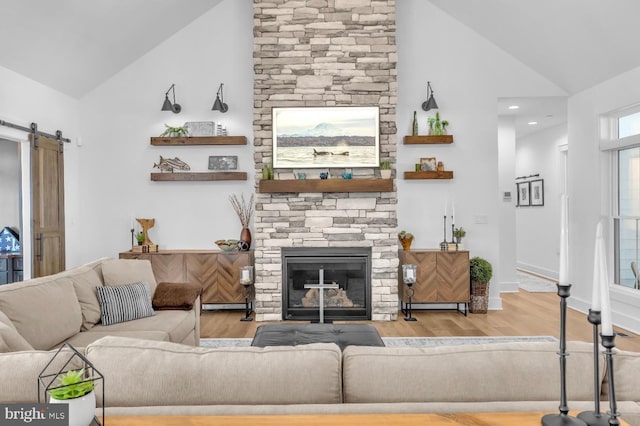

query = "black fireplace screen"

[282,247,371,321]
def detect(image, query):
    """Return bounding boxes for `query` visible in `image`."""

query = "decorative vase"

[399,235,413,250]
[50,391,96,426]
[412,111,418,136]
[380,169,392,179]
[239,227,252,251]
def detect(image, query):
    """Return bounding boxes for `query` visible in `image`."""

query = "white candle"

[444,200,448,217]
[558,195,569,285]
[597,224,614,335]
[591,222,603,311]
[241,269,250,282]
[452,203,456,225]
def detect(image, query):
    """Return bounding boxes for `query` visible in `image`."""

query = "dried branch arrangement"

[229,193,255,228]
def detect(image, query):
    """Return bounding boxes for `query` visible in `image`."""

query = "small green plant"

[135,232,145,244]
[49,369,94,400]
[470,257,493,283]
[159,124,188,137]
[398,230,413,239]
[380,161,391,170]
[453,227,466,241]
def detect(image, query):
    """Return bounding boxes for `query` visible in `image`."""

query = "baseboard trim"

[499,281,519,293]
[516,262,558,281]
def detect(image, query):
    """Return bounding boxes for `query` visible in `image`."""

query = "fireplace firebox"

[282,247,371,321]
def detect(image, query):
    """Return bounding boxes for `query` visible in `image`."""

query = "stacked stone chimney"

[253,0,398,321]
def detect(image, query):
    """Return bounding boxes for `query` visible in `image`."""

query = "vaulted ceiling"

[1,0,639,100]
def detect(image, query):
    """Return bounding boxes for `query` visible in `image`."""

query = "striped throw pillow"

[96,282,154,326]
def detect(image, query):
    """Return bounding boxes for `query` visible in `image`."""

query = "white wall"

[569,65,640,333]
[0,141,20,230]
[397,0,566,309]
[515,123,567,278]
[0,65,80,275]
[76,0,253,264]
[497,117,517,292]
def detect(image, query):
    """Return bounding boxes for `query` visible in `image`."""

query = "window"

[614,147,640,289]
[619,111,640,139]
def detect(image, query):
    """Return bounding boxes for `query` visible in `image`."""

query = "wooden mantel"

[258,179,393,193]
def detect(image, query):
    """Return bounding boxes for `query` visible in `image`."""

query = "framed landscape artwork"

[530,179,544,206]
[517,182,530,207]
[272,106,380,168]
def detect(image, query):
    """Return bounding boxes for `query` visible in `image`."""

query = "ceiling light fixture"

[212,83,229,113]
[161,83,181,114]
[421,81,438,112]
[528,121,538,125]
[508,105,520,110]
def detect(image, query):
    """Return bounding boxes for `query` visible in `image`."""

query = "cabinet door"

[185,253,218,303]
[436,251,470,302]
[399,251,437,303]
[214,253,251,303]
[150,254,185,283]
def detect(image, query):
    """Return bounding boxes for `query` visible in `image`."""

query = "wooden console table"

[107,412,629,426]
[119,250,253,305]
[398,249,470,315]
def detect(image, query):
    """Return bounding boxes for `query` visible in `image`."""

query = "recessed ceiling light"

[508,105,519,110]
[528,121,538,125]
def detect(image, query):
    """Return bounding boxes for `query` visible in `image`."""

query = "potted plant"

[453,227,466,244]
[380,161,392,179]
[398,230,414,250]
[469,256,493,314]
[49,368,96,426]
[159,124,189,137]
[135,232,145,246]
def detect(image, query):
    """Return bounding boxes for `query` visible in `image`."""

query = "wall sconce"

[161,83,181,113]
[212,83,229,113]
[421,81,438,112]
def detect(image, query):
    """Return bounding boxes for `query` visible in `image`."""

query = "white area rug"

[517,270,557,292]
[200,335,556,349]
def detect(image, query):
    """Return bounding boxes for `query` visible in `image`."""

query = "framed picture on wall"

[530,179,544,206]
[272,106,380,168]
[517,182,530,207]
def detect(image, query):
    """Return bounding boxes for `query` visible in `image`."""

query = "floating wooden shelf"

[404,171,454,180]
[403,135,453,144]
[150,136,247,146]
[151,172,247,181]
[258,179,393,193]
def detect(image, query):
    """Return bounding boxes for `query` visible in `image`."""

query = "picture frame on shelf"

[272,106,380,168]
[530,179,544,206]
[516,181,530,207]
[420,157,437,171]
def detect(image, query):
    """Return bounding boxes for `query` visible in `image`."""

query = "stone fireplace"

[253,0,398,321]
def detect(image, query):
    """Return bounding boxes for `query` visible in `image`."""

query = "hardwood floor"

[200,289,640,352]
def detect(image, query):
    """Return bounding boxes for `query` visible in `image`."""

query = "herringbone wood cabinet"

[398,250,470,303]
[119,250,254,304]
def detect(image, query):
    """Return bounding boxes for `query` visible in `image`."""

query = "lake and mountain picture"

[272,106,380,168]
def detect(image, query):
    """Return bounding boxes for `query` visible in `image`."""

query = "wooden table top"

[106,412,629,425]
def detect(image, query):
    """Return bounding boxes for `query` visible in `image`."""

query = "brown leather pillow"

[152,282,202,311]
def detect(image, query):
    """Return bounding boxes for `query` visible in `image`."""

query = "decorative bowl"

[215,239,239,252]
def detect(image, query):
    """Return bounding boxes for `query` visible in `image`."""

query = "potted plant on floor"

[469,256,492,314]
[49,368,96,426]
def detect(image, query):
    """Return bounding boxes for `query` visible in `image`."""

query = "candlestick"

[577,310,608,426]
[558,195,569,285]
[601,334,621,426]
[441,215,448,250]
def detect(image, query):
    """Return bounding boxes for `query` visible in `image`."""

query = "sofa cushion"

[58,260,105,330]
[101,259,158,296]
[604,348,640,402]
[342,341,600,403]
[96,282,154,326]
[0,348,84,403]
[0,310,33,352]
[0,277,82,350]
[88,310,194,343]
[85,336,343,407]
[63,330,170,348]
[153,282,202,310]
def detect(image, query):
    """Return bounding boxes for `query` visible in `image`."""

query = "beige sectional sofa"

[3,336,638,425]
[0,258,200,352]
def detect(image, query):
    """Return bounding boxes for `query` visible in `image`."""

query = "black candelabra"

[541,283,588,426]
[440,215,448,251]
[577,310,609,426]
[404,282,416,321]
